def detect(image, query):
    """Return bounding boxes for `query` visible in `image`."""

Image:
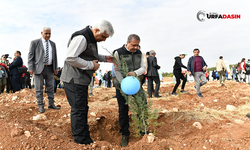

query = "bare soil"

[1,77,250,150]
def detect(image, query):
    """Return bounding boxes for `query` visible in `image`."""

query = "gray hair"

[42,27,51,32]
[92,20,114,37]
[150,50,156,56]
[127,34,140,43]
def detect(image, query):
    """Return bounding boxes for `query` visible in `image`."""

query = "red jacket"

[22,65,26,77]
[0,63,8,73]
[239,62,246,70]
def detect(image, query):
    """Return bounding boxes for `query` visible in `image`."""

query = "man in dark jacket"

[146,50,161,98]
[171,52,188,95]
[187,48,207,97]
[9,51,23,93]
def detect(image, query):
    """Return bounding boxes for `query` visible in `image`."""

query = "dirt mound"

[1,77,250,149]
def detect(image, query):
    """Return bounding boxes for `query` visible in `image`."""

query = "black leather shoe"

[39,106,45,113]
[154,95,162,98]
[48,104,60,110]
[120,135,129,147]
[246,113,250,118]
[74,138,93,145]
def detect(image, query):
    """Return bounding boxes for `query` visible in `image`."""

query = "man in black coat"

[9,51,23,93]
[146,50,161,98]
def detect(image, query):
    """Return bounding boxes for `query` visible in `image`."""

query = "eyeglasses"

[101,35,108,39]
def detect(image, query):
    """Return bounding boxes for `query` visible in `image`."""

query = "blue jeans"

[232,74,236,81]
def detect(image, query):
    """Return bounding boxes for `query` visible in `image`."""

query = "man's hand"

[29,71,34,75]
[93,60,100,71]
[106,56,115,63]
[188,71,192,76]
[127,71,135,76]
[144,70,147,75]
[54,70,58,75]
[203,66,207,71]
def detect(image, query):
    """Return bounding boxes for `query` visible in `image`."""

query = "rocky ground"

[1,77,250,150]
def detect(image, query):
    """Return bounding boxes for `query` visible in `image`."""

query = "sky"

[0,0,249,73]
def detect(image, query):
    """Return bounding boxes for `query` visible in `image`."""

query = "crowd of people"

[0,19,249,147]
[211,58,250,84]
[0,53,64,95]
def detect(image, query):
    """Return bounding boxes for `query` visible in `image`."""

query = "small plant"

[229,83,233,89]
[177,89,181,98]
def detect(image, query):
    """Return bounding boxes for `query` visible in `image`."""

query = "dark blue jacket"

[9,56,23,75]
[187,56,207,75]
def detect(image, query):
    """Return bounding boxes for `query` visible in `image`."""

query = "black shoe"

[38,106,45,113]
[154,95,162,98]
[74,138,93,145]
[180,90,188,93]
[246,113,250,118]
[171,92,178,96]
[48,104,60,110]
[120,135,129,147]
[198,93,203,98]
[89,93,94,96]
[148,96,152,98]
[112,95,117,98]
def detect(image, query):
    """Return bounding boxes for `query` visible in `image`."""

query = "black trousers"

[21,77,26,89]
[6,72,12,93]
[107,79,111,88]
[11,74,21,93]
[64,82,92,144]
[25,79,32,89]
[172,71,187,93]
[147,76,160,97]
[54,80,60,93]
[116,88,130,136]
[98,79,102,86]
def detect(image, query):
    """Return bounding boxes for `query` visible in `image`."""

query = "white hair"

[92,20,114,37]
[42,27,51,32]
[150,50,156,56]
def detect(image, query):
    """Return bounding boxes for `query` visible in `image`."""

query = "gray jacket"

[60,27,106,85]
[28,38,58,74]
